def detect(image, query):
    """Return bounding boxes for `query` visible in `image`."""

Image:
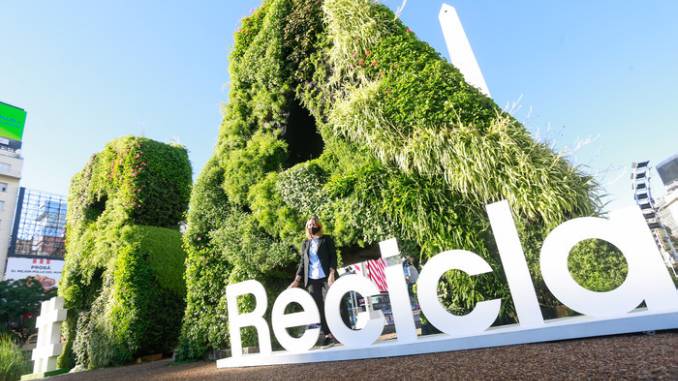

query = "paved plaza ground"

[50,331,677,380]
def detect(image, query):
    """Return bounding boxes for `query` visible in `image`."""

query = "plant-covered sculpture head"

[58,136,191,368]
[178,0,623,359]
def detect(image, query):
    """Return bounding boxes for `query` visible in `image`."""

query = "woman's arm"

[328,237,337,270]
[290,242,304,288]
[327,236,337,285]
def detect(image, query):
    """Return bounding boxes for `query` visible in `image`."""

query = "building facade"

[0,149,23,277]
[658,193,678,239]
[656,154,678,239]
[0,101,26,279]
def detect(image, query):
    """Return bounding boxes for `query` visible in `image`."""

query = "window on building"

[0,182,7,192]
[0,200,5,211]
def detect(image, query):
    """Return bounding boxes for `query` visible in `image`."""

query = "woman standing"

[289,216,337,344]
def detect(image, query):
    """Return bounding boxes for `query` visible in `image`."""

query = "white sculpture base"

[217,309,678,368]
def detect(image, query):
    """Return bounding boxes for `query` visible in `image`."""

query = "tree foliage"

[0,278,56,342]
[58,136,191,369]
[178,0,627,359]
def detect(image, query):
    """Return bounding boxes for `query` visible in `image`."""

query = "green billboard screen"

[0,102,26,142]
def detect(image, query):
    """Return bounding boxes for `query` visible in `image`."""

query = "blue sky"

[1,0,677,211]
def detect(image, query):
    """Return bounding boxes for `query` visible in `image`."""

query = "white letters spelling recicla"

[218,201,678,368]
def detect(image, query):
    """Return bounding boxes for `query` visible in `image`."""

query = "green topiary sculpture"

[177,0,625,359]
[57,136,192,369]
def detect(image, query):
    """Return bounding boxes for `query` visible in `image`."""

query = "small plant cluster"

[174,0,627,359]
[0,335,29,381]
[57,137,191,369]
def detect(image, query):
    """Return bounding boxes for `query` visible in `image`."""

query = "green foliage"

[568,240,628,292]
[174,160,231,360]
[67,137,191,229]
[0,279,56,342]
[221,130,288,205]
[58,136,191,369]
[0,335,29,381]
[179,0,626,358]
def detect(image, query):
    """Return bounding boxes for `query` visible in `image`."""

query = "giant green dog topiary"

[177,0,626,359]
[58,136,191,369]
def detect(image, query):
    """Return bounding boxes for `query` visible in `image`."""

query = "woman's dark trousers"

[306,277,329,336]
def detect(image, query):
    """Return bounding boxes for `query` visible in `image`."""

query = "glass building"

[8,187,67,258]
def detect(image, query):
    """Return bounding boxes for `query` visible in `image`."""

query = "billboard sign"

[4,257,64,289]
[217,200,678,368]
[0,102,26,150]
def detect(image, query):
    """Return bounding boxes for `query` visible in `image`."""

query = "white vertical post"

[439,3,491,97]
[31,296,67,374]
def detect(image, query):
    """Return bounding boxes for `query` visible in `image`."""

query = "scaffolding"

[631,161,677,274]
[8,187,67,258]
